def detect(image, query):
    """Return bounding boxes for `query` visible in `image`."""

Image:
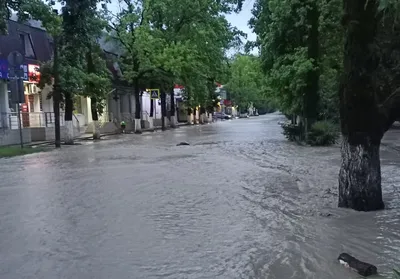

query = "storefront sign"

[28,64,40,83]
[0,60,29,81]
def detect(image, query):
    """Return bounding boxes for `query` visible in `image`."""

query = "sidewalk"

[76,122,193,140]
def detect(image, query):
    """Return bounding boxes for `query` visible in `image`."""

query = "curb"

[30,121,211,145]
[76,122,193,140]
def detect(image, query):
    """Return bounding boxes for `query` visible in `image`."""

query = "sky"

[225,0,257,44]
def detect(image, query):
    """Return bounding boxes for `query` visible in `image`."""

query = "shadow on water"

[0,113,398,279]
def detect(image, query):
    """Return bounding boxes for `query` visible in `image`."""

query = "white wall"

[33,94,41,112]
[0,80,9,128]
[142,92,161,119]
[0,81,9,114]
[40,85,54,112]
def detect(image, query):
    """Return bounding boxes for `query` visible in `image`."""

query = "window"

[20,33,36,59]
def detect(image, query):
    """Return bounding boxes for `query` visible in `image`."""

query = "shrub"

[306,120,339,146]
[394,269,400,278]
[281,121,301,142]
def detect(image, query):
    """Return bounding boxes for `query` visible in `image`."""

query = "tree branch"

[139,2,145,26]
[137,68,154,79]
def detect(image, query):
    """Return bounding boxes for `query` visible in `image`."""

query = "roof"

[0,20,52,64]
[0,19,129,88]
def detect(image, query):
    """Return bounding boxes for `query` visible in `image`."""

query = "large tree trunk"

[200,106,206,124]
[338,138,384,211]
[64,92,74,145]
[149,98,154,130]
[161,90,167,131]
[91,97,100,139]
[304,1,320,131]
[170,87,177,128]
[134,79,141,134]
[53,34,61,148]
[193,107,197,124]
[187,107,192,124]
[86,48,100,140]
[339,0,384,211]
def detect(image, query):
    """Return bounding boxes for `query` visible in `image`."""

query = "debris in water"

[176,142,190,146]
[319,212,332,217]
[338,253,377,277]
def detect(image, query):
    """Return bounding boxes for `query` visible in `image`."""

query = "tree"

[249,0,342,132]
[225,54,264,113]
[337,0,400,211]
[82,44,112,139]
[35,1,107,144]
[106,0,158,134]
[144,0,245,125]
[0,0,55,34]
[59,0,103,144]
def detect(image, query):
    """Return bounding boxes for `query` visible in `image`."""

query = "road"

[0,113,399,279]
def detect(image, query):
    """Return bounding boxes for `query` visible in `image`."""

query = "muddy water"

[0,113,399,279]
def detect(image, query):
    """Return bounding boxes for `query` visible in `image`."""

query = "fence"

[0,112,66,130]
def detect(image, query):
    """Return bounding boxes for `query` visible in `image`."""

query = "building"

[0,20,133,142]
[0,19,62,144]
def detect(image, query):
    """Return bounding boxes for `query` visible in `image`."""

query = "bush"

[306,120,339,146]
[281,121,301,141]
[394,269,400,278]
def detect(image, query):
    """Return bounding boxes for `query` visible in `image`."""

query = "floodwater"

[0,113,399,279]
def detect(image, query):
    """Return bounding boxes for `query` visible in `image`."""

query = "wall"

[80,97,92,126]
[30,127,64,141]
[142,92,161,119]
[40,86,53,112]
[0,81,9,128]
[0,128,31,146]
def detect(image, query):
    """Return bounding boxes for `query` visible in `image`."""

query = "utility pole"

[7,51,24,148]
[161,90,166,131]
[52,9,61,148]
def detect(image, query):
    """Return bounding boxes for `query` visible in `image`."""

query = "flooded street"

[0,113,399,279]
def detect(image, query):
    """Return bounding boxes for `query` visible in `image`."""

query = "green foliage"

[393,269,400,278]
[255,98,277,114]
[102,0,245,122]
[306,120,339,146]
[280,121,301,142]
[26,0,112,117]
[0,0,56,34]
[0,146,45,158]
[82,44,112,115]
[225,54,265,110]
[249,0,342,121]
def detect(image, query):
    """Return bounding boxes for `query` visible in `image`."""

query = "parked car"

[214,112,232,120]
